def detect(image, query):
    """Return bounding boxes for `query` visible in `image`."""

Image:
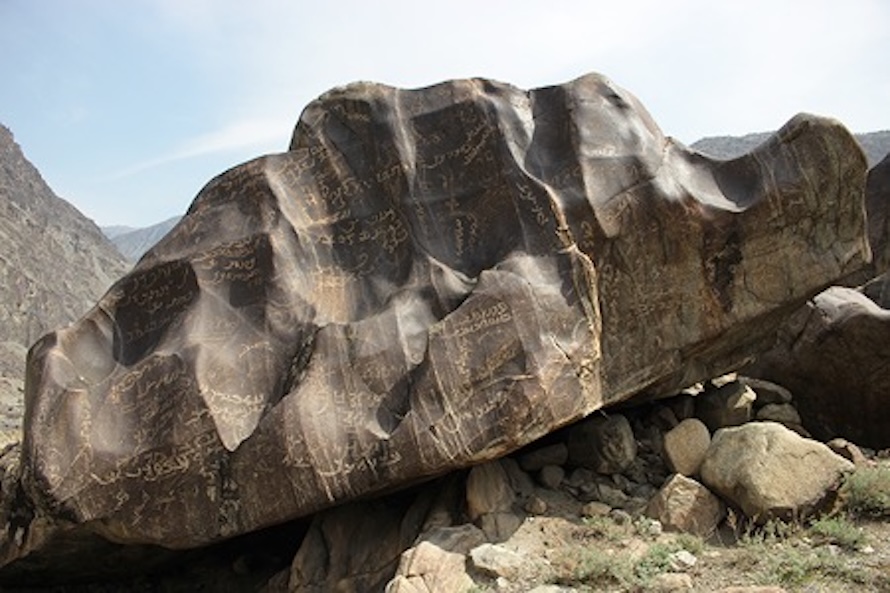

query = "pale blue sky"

[2,0,888,228]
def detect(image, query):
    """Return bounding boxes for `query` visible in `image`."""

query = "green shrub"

[809,516,866,551]
[633,542,679,583]
[571,550,634,589]
[841,464,890,518]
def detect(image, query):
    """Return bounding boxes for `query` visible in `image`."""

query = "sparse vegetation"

[571,550,635,589]
[809,515,866,550]
[554,525,705,591]
[841,463,890,518]
[546,507,890,593]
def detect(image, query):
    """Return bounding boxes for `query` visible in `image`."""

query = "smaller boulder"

[663,418,711,477]
[668,394,696,422]
[695,381,756,432]
[741,377,793,405]
[646,474,725,537]
[647,405,680,432]
[466,459,522,541]
[567,414,637,474]
[468,543,524,579]
[826,438,869,467]
[580,501,611,518]
[700,422,854,522]
[524,495,548,515]
[518,443,569,472]
[755,403,802,426]
[538,465,565,490]
[388,524,485,592]
[466,460,516,521]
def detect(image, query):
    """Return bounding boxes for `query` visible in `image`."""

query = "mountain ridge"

[691,129,890,166]
[0,124,130,444]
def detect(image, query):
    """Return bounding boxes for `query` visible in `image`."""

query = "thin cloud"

[106,116,290,180]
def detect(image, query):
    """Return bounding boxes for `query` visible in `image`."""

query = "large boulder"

[2,73,869,575]
[748,287,890,448]
[699,422,853,522]
[863,152,890,284]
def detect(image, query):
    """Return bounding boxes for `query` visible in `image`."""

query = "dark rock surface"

[747,154,890,449]
[1,73,869,579]
[748,287,890,449]
[862,153,890,297]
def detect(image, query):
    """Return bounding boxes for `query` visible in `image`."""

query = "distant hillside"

[103,216,180,261]
[692,130,890,167]
[0,124,130,443]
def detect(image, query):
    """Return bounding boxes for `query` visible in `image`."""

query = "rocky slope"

[0,124,130,445]
[103,216,181,261]
[692,130,890,167]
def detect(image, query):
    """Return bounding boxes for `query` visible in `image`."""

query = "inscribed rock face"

[17,73,868,550]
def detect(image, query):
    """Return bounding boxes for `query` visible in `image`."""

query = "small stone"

[663,418,710,476]
[669,549,697,570]
[827,438,869,467]
[419,524,487,555]
[756,403,802,425]
[860,544,875,554]
[648,571,693,591]
[695,381,756,432]
[741,377,793,405]
[612,473,635,495]
[567,414,638,474]
[567,467,595,488]
[538,465,565,490]
[468,543,523,578]
[466,460,516,521]
[501,457,536,499]
[623,458,649,484]
[394,538,476,593]
[595,483,629,508]
[524,495,548,515]
[649,405,680,432]
[646,474,725,537]
[635,517,663,537]
[518,443,569,472]
[624,496,649,516]
[668,394,697,421]
[580,501,611,518]
[478,511,523,542]
[610,509,632,525]
[631,482,657,500]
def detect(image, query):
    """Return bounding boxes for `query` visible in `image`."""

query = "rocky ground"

[261,374,890,593]
[455,465,890,592]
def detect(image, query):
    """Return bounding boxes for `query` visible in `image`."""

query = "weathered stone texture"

[7,73,869,563]
[750,287,890,448]
[700,422,853,522]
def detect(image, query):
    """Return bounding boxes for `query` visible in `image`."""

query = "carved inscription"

[111,260,198,365]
